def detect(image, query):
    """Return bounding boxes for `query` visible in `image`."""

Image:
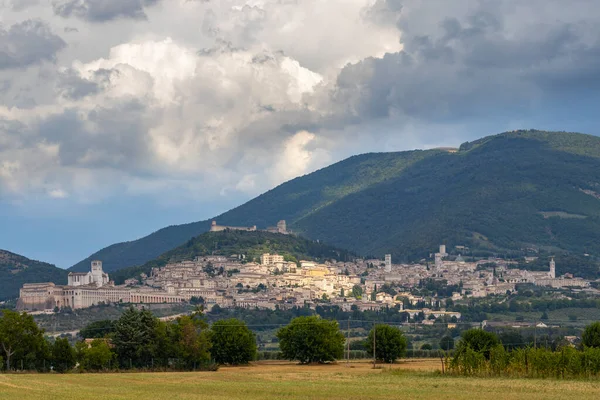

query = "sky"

[1,0,600,268]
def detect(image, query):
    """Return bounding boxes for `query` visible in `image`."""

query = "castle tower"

[384,254,392,273]
[549,257,556,279]
[277,220,287,234]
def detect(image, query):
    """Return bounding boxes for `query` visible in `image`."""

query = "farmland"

[1,360,599,400]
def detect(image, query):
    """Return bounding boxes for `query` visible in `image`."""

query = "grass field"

[1,360,599,400]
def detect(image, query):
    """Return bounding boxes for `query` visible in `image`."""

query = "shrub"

[582,322,600,348]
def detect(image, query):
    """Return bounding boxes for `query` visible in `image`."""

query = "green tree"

[211,319,256,365]
[365,324,407,363]
[455,329,500,360]
[277,316,344,364]
[440,335,454,351]
[76,339,114,371]
[112,307,159,368]
[351,285,363,299]
[172,315,212,369]
[582,321,600,348]
[0,310,46,370]
[421,343,433,350]
[51,338,76,373]
[79,320,115,339]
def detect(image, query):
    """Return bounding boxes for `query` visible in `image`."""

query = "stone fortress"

[210,219,289,234]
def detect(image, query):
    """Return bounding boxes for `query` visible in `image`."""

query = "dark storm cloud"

[53,0,161,22]
[334,1,600,123]
[0,20,66,70]
[39,101,151,169]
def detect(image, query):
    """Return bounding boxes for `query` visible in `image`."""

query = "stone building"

[17,261,184,311]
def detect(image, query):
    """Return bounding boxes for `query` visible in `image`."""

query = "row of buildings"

[18,243,594,315]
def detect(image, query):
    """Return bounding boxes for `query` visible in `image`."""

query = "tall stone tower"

[277,220,287,234]
[384,254,392,273]
[549,257,556,279]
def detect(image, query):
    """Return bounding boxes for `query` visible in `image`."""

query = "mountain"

[110,230,355,284]
[72,130,600,276]
[0,250,68,301]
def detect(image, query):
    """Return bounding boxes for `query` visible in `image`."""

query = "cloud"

[53,0,161,22]
[329,0,600,129]
[0,20,66,70]
[2,0,600,209]
[8,0,40,11]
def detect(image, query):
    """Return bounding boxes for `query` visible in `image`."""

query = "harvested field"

[0,360,598,400]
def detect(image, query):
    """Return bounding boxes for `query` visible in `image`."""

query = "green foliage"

[171,315,212,369]
[210,319,257,365]
[351,285,363,299]
[276,316,345,364]
[112,230,354,283]
[51,338,76,373]
[0,250,67,301]
[111,307,159,368]
[76,339,114,371]
[582,321,600,348]
[79,319,115,339]
[365,324,407,363]
[0,310,48,371]
[440,335,454,351]
[455,329,500,360]
[450,345,600,378]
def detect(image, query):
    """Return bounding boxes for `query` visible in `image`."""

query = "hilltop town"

[18,227,596,322]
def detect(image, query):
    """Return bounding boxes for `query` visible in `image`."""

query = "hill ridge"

[69,129,600,277]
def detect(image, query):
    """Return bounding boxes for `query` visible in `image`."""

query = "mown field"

[1,360,599,400]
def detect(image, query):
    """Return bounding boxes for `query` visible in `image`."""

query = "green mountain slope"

[111,230,355,284]
[71,149,437,272]
[0,250,68,300]
[72,130,600,275]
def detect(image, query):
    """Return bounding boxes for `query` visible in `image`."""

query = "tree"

[112,307,158,368]
[211,319,256,365]
[440,335,454,351]
[79,320,115,339]
[173,315,211,369]
[582,322,600,348]
[277,316,344,364]
[76,339,114,371]
[351,285,363,299]
[0,310,46,370]
[541,311,549,320]
[365,324,407,363]
[51,338,76,373]
[455,329,500,359]
[420,343,433,350]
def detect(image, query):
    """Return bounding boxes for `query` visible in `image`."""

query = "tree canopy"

[582,322,600,348]
[210,318,256,365]
[277,316,345,364]
[365,324,407,363]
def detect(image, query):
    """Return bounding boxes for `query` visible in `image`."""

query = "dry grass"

[1,360,599,400]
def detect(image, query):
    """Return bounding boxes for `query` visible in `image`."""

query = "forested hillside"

[71,130,600,276]
[0,250,68,300]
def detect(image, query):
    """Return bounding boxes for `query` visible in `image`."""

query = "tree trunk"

[2,343,14,371]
